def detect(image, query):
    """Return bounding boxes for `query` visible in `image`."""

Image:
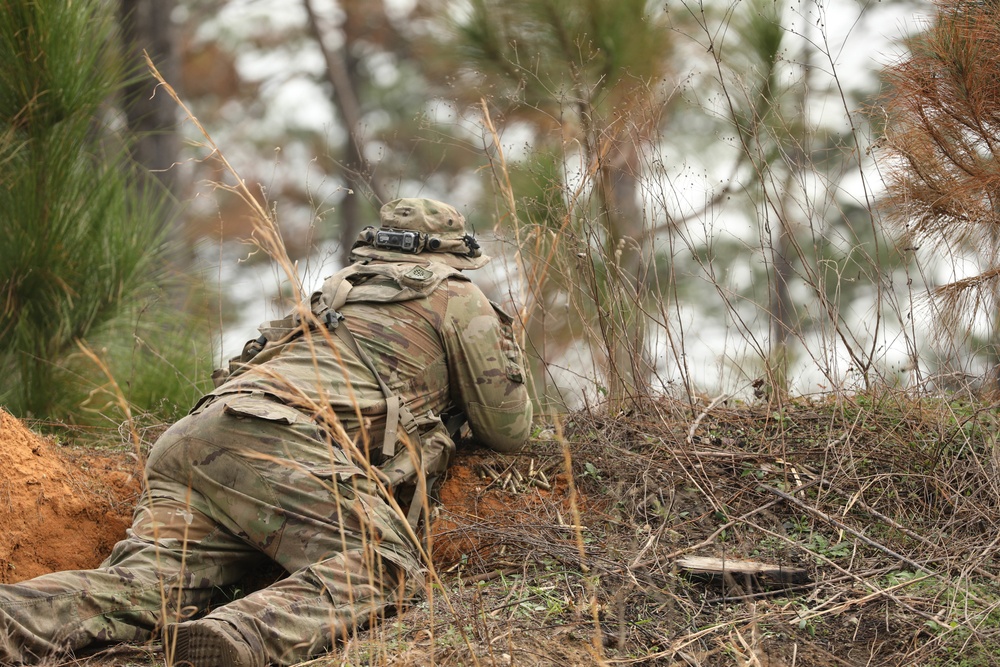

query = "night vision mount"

[373,228,423,253]
[360,226,482,257]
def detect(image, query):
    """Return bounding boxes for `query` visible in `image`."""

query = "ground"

[2,392,999,666]
[0,410,139,583]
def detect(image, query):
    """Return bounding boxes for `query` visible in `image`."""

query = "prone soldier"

[0,198,533,667]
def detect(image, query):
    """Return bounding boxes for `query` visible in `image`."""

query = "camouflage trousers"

[0,395,424,665]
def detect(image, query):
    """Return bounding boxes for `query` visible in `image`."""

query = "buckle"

[322,311,344,330]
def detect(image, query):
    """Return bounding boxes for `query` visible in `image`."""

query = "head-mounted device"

[350,198,491,270]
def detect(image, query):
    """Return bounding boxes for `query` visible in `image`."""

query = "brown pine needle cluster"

[878,2,1000,318]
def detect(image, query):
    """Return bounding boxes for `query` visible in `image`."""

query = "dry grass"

[251,390,1000,667]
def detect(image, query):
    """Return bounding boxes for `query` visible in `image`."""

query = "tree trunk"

[303,0,390,267]
[119,0,180,208]
[769,210,794,393]
[337,48,366,267]
[596,140,651,408]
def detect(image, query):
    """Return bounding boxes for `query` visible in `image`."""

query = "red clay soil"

[430,454,576,567]
[0,409,140,583]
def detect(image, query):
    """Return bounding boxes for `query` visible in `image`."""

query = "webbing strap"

[328,314,417,461]
[315,267,429,529]
[254,277,419,462]
[406,473,437,528]
[325,271,355,312]
[308,265,411,461]
[383,395,400,458]
[330,320,426,530]
[322,311,428,530]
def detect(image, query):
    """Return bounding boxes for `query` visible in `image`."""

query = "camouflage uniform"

[0,199,532,666]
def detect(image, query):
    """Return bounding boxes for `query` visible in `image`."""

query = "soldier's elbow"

[484,430,529,453]
[467,399,533,453]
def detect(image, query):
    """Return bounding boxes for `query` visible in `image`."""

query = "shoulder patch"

[404,266,434,281]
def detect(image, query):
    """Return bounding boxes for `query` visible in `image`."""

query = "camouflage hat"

[350,198,490,270]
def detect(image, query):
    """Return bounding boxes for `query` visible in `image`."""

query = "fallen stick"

[676,555,810,586]
[461,568,519,585]
[701,566,897,604]
[686,394,730,446]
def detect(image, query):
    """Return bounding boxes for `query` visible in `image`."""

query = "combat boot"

[165,618,261,667]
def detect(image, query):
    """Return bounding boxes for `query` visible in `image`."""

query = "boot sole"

[166,622,249,667]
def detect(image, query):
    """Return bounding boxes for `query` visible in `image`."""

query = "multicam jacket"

[203,257,532,500]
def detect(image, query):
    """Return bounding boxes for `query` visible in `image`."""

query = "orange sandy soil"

[0,410,140,583]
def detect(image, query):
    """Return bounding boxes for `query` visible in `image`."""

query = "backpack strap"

[321,309,416,461]
[308,261,461,461]
[223,263,422,462]
[322,295,435,531]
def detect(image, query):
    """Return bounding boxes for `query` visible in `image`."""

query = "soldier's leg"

[169,549,411,667]
[160,397,424,667]
[0,411,271,665]
[0,496,264,664]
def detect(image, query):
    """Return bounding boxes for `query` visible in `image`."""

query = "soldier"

[0,198,533,667]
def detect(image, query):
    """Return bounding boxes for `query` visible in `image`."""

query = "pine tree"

[0,1,166,416]
[876,0,1000,382]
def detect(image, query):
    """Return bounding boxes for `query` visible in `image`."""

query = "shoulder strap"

[322,311,416,462]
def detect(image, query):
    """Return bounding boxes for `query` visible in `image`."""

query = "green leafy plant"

[583,461,603,480]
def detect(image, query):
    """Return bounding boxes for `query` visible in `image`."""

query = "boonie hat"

[350,198,490,270]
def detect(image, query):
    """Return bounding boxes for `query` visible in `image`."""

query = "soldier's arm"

[441,279,532,452]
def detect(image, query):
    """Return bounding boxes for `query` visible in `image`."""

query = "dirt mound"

[0,410,140,583]
[431,453,575,568]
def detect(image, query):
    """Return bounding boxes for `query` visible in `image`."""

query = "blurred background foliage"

[7,0,999,431]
